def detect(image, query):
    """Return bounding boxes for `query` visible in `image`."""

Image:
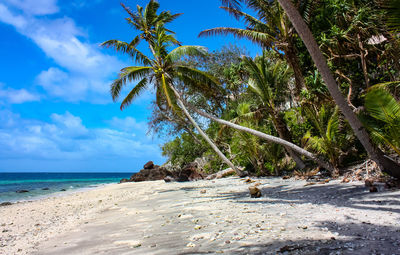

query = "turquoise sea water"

[0,172,131,203]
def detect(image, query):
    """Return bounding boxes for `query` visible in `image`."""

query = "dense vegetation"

[104,0,400,178]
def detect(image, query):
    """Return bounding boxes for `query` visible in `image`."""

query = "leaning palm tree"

[102,23,245,175]
[217,0,400,178]
[242,54,306,169]
[103,1,334,174]
[275,0,400,178]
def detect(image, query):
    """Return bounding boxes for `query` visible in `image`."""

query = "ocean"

[0,172,132,203]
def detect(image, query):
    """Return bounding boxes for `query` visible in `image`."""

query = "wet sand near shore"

[1,177,400,254]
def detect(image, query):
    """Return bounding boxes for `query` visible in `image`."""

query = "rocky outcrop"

[130,165,173,182]
[122,161,205,183]
[143,161,154,169]
[173,162,205,182]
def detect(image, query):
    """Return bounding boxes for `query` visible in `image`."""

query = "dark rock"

[60,189,66,191]
[238,171,249,178]
[384,179,400,189]
[122,160,205,183]
[42,188,50,190]
[176,162,204,182]
[164,176,175,183]
[130,165,171,182]
[249,186,262,198]
[119,178,129,183]
[16,190,29,193]
[282,175,291,180]
[0,202,12,206]
[369,185,378,192]
[143,161,154,169]
[365,179,374,187]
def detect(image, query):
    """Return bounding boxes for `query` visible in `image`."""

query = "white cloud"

[0,84,40,104]
[0,2,125,103]
[109,117,147,133]
[0,4,26,28]
[4,0,59,16]
[0,111,162,161]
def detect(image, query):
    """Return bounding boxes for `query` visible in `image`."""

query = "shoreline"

[1,177,400,254]
[0,172,132,204]
[1,182,117,205]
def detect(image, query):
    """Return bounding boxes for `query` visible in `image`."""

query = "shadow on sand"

[190,180,400,254]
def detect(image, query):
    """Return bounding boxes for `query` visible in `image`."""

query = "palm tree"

[185,100,334,172]
[275,0,400,178]
[199,0,307,98]
[102,2,244,175]
[103,1,334,174]
[302,105,349,172]
[242,53,306,169]
[112,0,182,56]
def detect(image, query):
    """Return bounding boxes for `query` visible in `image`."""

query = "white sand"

[1,177,400,254]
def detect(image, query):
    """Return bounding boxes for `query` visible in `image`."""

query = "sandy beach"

[1,177,400,254]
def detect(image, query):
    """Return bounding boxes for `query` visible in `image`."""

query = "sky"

[0,0,258,172]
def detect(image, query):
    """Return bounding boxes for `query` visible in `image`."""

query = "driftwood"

[206,168,237,180]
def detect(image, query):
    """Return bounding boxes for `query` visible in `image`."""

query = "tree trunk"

[270,111,306,169]
[188,105,335,173]
[285,44,307,98]
[277,0,400,179]
[357,33,370,88]
[168,85,246,177]
[184,127,203,145]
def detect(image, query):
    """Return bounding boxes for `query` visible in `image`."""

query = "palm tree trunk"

[188,104,335,173]
[277,0,400,179]
[168,85,246,177]
[270,113,306,169]
[285,44,306,97]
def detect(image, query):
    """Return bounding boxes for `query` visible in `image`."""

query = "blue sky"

[0,0,258,172]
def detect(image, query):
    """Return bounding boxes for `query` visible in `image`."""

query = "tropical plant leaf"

[167,46,207,62]
[120,78,148,110]
[365,88,400,124]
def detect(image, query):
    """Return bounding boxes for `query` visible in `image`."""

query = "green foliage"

[383,0,400,32]
[302,105,352,167]
[162,132,207,168]
[363,87,400,156]
[107,0,400,176]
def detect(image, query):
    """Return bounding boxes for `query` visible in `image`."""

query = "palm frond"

[175,66,221,86]
[219,6,270,32]
[161,74,174,109]
[100,39,151,65]
[382,0,400,32]
[111,66,153,101]
[302,131,325,154]
[220,0,242,10]
[365,88,400,124]
[167,46,207,62]
[326,107,340,141]
[199,27,275,47]
[120,78,148,110]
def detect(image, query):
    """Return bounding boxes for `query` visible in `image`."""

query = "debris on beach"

[249,186,261,198]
